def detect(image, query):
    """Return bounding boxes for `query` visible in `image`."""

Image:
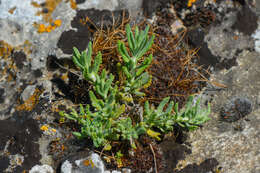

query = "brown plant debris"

[86,11,207,108]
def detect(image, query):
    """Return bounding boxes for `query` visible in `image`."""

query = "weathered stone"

[29,164,54,173]
[60,152,107,173]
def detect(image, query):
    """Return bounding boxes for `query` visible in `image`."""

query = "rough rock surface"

[0,0,259,173]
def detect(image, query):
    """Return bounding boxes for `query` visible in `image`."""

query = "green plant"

[60,24,211,150]
[117,24,154,96]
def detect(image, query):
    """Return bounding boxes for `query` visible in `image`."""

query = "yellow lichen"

[46,25,54,32]
[83,159,95,168]
[0,41,13,59]
[187,0,197,7]
[16,88,43,111]
[8,7,16,14]
[31,0,63,23]
[32,0,63,33]
[38,24,46,33]
[54,19,62,27]
[40,125,49,131]
[70,0,77,9]
[36,19,62,33]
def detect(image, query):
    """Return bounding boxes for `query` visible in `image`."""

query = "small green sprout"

[117,24,154,96]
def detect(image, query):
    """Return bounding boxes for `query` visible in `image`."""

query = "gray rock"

[21,85,36,102]
[29,164,54,173]
[61,153,106,173]
[184,51,260,173]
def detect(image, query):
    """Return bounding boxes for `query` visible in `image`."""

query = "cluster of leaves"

[60,24,210,149]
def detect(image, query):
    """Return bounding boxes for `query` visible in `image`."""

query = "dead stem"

[149,144,158,173]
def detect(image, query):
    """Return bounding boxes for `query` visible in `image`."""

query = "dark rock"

[142,0,162,18]
[11,51,26,69]
[57,29,90,54]
[232,5,258,35]
[0,87,4,104]
[233,0,246,6]
[175,158,219,173]
[33,69,43,78]
[57,9,128,54]
[0,118,42,172]
[76,0,86,4]
[220,97,253,122]
[160,139,191,172]
[216,57,238,70]
[0,156,9,172]
[186,28,221,69]
[46,55,60,71]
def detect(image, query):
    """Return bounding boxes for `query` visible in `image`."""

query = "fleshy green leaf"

[92,52,102,74]
[157,97,170,114]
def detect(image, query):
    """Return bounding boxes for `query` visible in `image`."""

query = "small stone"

[111,171,121,173]
[220,97,252,122]
[61,160,72,173]
[29,164,54,173]
[122,168,131,173]
[21,85,36,102]
[171,19,186,35]
[61,152,107,173]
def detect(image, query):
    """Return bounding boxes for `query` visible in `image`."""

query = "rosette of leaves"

[117,24,155,96]
[173,95,211,130]
[142,96,211,140]
[60,88,126,147]
[72,42,101,83]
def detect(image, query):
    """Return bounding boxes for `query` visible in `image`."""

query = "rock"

[231,5,258,35]
[29,164,54,173]
[0,0,42,23]
[0,87,5,104]
[220,97,252,122]
[252,19,260,53]
[60,152,107,173]
[121,168,131,173]
[21,85,36,102]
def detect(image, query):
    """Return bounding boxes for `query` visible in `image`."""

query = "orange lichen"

[36,19,62,33]
[70,0,77,9]
[31,0,63,23]
[188,0,197,7]
[38,24,46,33]
[233,35,239,40]
[61,72,69,81]
[40,125,49,131]
[16,88,43,111]
[0,40,33,83]
[8,7,16,14]
[20,40,33,55]
[0,40,13,59]
[83,159,95,168]
[46,25,54,32]
[54,19,62,27]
